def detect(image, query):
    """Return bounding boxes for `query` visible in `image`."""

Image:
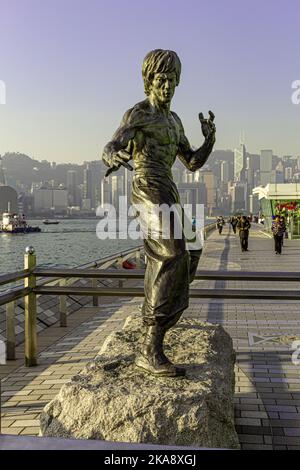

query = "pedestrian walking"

[272,215,286,254]
[231,216,238,234]
[216,216,225,235]
[237,215,251,252]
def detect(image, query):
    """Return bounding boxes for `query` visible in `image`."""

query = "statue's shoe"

[135,354,185,377]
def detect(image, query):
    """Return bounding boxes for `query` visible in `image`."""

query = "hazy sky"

[0,0,299,163]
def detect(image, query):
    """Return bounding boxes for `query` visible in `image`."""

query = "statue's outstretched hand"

[104,149,133,178]
[199,111,216,140]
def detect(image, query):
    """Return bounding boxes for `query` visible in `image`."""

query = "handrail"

[0,287,31,307]
[0,269,30,287]
[0,245,143,288]
[75,244,143,269]
[36,245,144,288]
[33,285,300,301]
[0,245,143,365]
[34,268,146,279]
[32,267,300,282]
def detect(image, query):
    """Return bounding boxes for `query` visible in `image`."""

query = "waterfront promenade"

[1,223,300,449]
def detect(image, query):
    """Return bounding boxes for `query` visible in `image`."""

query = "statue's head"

[142,49,181,104]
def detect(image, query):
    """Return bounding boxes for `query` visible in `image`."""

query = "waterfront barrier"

[5,221,298,366]
[0,245,144,366]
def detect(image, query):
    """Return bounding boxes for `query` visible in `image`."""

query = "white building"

[33,188,68,213]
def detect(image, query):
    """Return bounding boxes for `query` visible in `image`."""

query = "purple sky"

[0,0,299,163]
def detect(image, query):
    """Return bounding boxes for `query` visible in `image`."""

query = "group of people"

[216,213,288,255]
[216,214,251,252]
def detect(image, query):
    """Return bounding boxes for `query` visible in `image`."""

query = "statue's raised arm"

[174,110,216,172]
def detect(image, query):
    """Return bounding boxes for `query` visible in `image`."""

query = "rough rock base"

[40,314,240,449]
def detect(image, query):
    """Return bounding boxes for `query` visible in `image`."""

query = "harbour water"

[0,217,215,275]
[0,219,140,275]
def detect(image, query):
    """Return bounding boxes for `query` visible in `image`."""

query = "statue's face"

[149,71,177,105]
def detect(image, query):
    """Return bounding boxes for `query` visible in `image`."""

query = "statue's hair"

[142,49,181,96]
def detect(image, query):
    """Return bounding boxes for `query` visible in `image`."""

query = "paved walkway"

[192,224,300,450]
[1,224,300,449]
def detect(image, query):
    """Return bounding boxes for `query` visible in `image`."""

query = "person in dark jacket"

[237,215,251,251]
[216,216,225,234]
[231,216,238,234]
[272,216,286,254]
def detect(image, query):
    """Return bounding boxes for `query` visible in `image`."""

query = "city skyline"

[2,146,300,218]
[0,0,300,163]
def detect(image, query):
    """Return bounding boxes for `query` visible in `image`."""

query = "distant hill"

[2,152,87,188]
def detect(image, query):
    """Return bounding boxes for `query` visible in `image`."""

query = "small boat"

[43,219,60,225]
[0,212,41,234]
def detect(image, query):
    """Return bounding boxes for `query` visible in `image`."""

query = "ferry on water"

[43,219,60,225]
[0,212,41,234]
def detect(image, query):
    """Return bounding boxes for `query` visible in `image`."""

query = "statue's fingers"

[198,112,204,122]
[105,167,114,178]
[114,155,133,171]
[121,161,133,171]
[117,150,131,161]
[208,110,215,122]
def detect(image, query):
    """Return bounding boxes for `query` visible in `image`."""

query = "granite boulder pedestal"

[40,314,240,449]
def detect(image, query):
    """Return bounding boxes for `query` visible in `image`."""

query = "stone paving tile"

[1,427,25,435]
[0,299,133,438]
[11,419,40,428]
[20,427,40,435]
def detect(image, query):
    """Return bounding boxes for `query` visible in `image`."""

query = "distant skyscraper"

[246,156,254,190]
[260,149,273,186]
[260,149,273,172]
[111,175,124,213]
[229,182,247,213]
[285,167,293,182]
[83,166,92,205]
[67,170,79,206]
[234,139,246,182]
[101,178,112,207]
[198,171,216,215]
[275,162,284,183]
[83,161,103,209]
[220,161,229,185]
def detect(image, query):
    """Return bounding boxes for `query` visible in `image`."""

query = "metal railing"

[3,221,299,367]
[0,245,144,366]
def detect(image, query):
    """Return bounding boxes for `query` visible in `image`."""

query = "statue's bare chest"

[142,114,180,147]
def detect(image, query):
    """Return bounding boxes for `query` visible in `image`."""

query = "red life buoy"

[122,260,137,269]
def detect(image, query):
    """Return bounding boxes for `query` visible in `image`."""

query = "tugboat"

[43,219,60,225]
[0,212,41,234]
